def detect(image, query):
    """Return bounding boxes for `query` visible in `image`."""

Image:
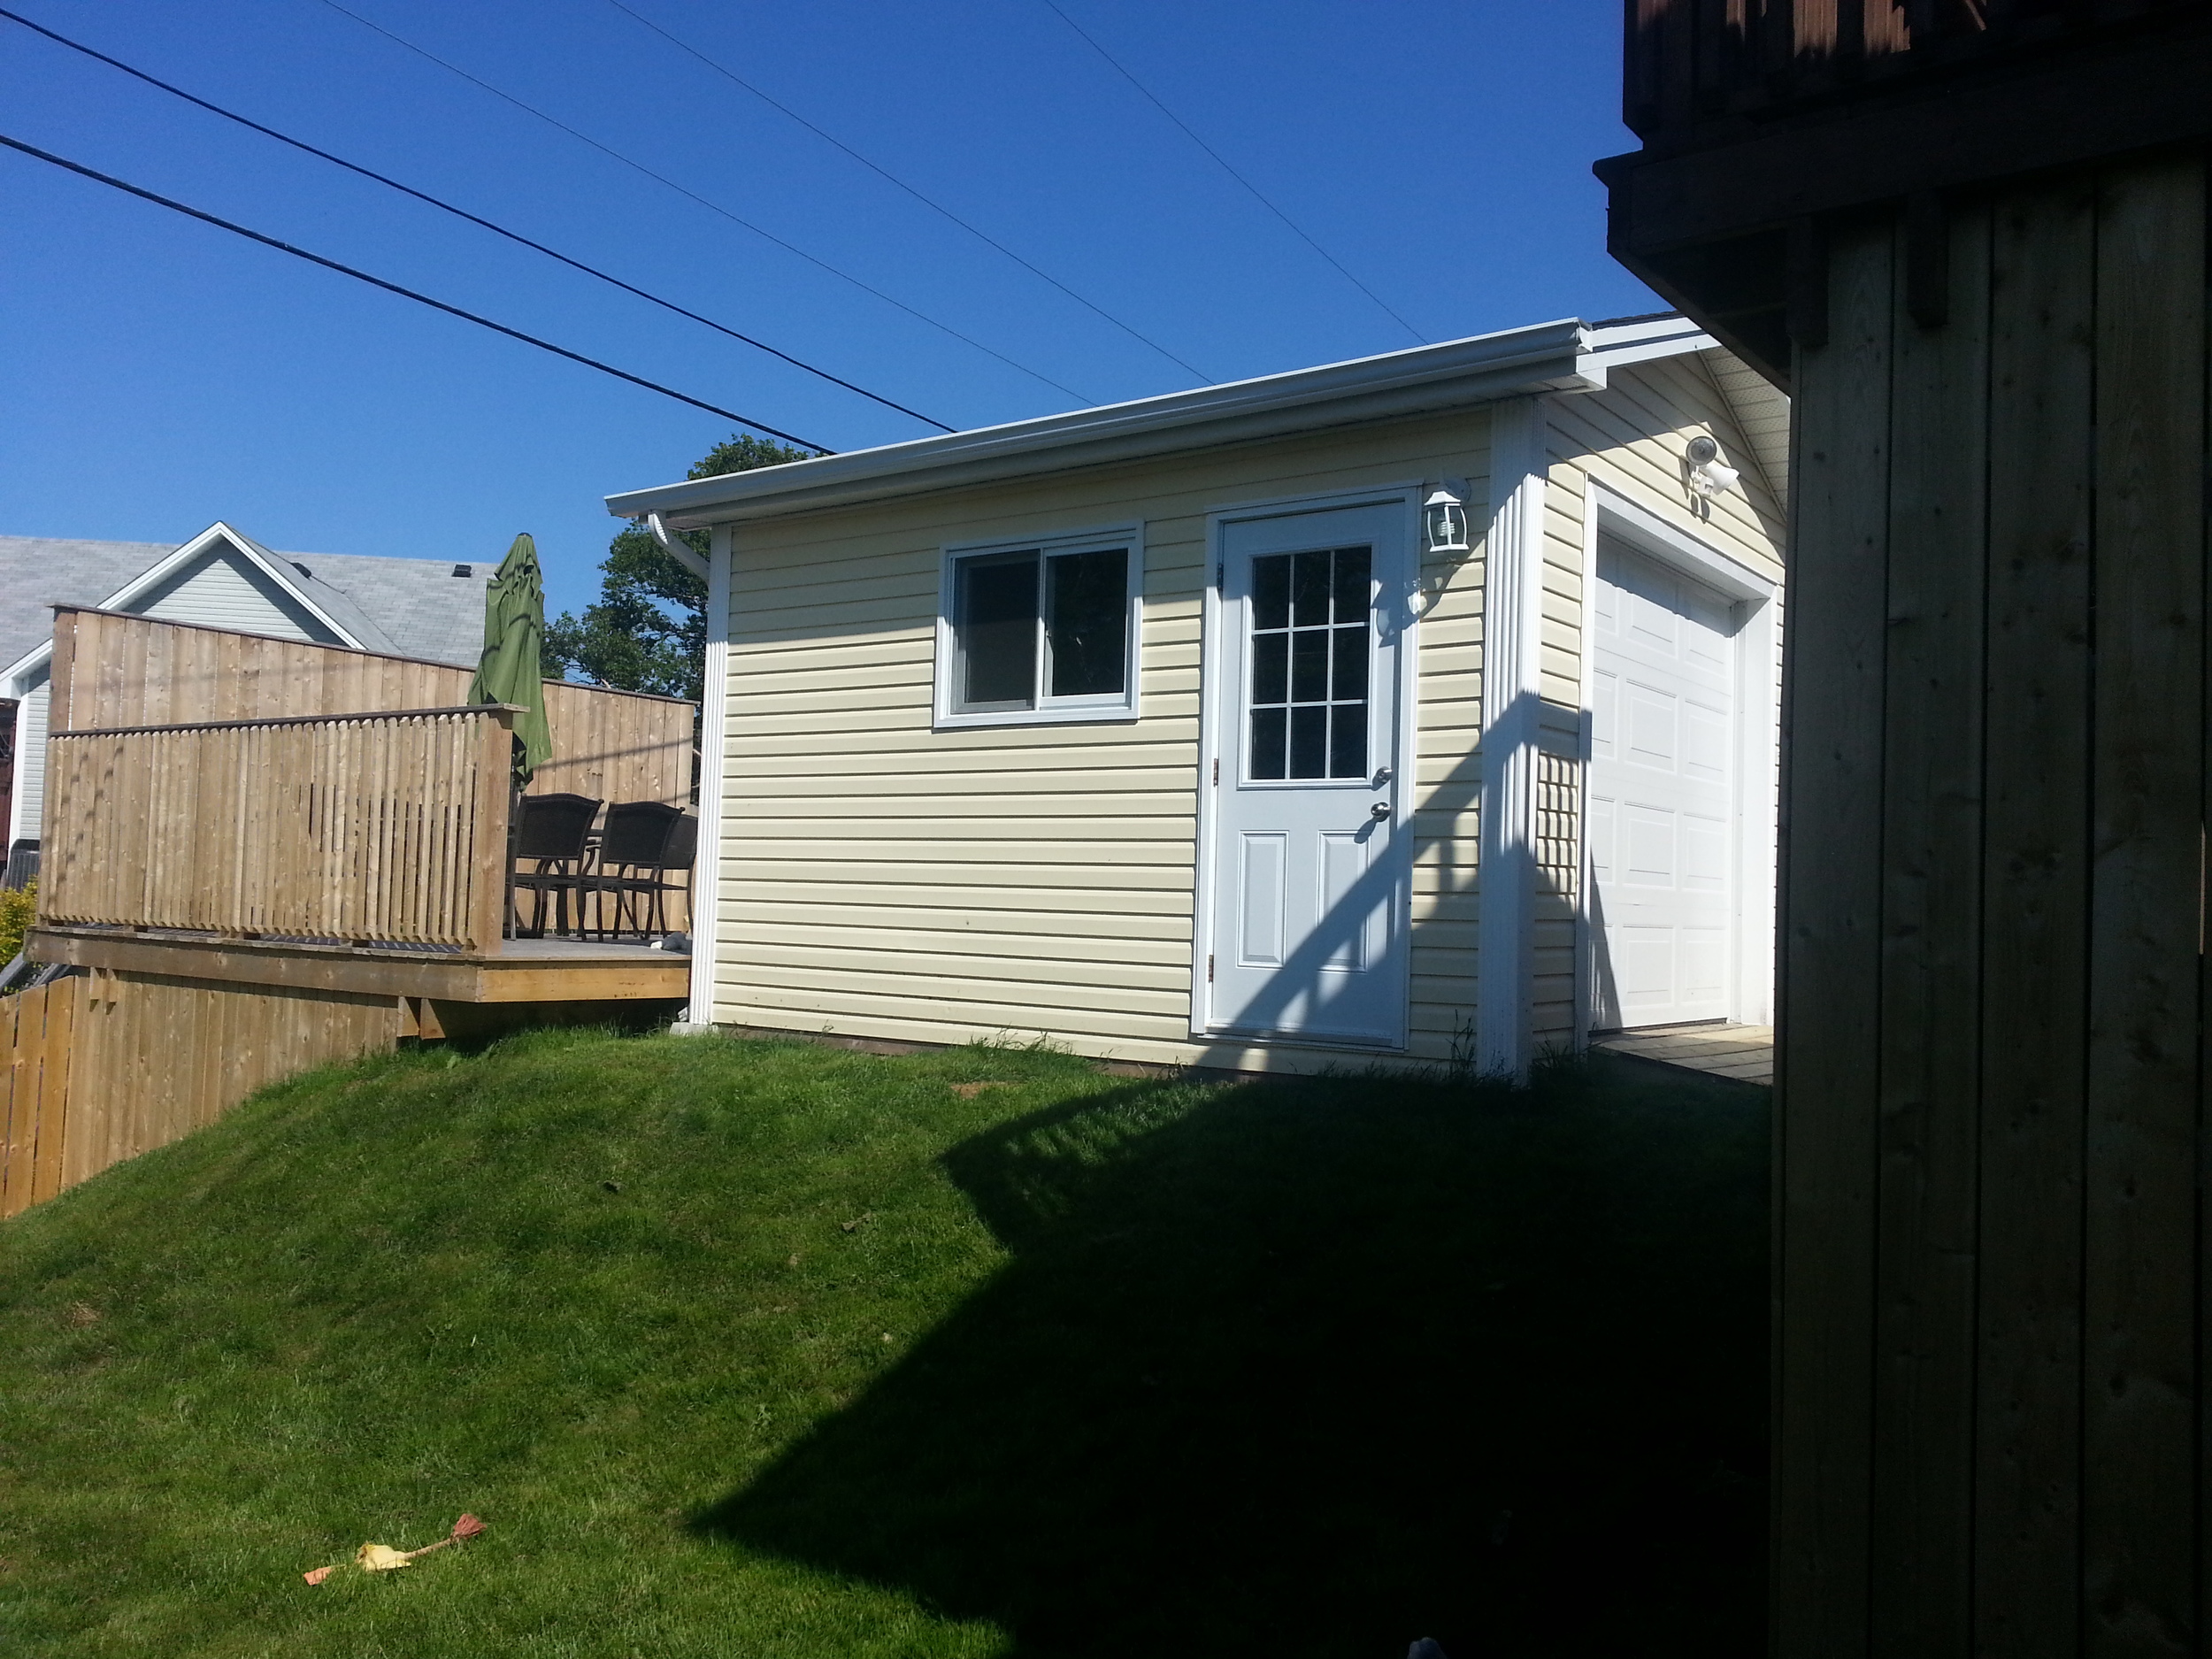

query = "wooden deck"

[28,926,689,1004]
[1594,1021,1773,1086]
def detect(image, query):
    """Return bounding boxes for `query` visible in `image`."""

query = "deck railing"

[1623,0,2194,143]
[39,706,515,954]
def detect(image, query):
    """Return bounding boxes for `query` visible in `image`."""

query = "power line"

[311,0,1096,404]
[1038,0,1426,346]
[0,132,834,452]
[601,0,1212,384]
[0,5,955,434]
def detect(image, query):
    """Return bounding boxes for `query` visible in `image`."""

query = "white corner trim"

[1474,396,1549,1081]
[687,525,732,1026]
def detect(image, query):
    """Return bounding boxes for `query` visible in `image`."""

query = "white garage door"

[1587,535,1739,1029]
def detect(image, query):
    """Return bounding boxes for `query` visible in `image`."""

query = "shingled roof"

[0,531,496,674]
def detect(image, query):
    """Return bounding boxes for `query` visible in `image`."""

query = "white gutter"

[605,317,1722,530]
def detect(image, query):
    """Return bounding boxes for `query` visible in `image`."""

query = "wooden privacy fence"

[48,607,695,809]
[40,706,513,951]
[3,968,412,1216]
[1,974,73,1217]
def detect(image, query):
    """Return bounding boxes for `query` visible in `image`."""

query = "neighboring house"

[609,313,1788,1077]
[2,522,495,849]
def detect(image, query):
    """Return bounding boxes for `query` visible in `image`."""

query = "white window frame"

[933,524,1143,730]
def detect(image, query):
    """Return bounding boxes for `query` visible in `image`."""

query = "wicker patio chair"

[509,792,601,938]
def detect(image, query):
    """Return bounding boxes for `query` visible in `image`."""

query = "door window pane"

[1250,630,1288,706]
[1245,544,1374,781]
[1253,556,1290,629]
[1249,707,1287,780]
[1045,548,1128,697]
[956,551,1039,710]
[1290,705,1328,778]
[1331,625,1368,703]
[1291,550,1333,627]
[1290,628,1330,703]
[1329,704,1367,779]
[1331,546,1371,623]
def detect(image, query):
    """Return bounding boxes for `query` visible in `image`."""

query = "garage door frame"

[1577,484,1779,1040]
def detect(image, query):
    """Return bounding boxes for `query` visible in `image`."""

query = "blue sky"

[0,0,1655,617]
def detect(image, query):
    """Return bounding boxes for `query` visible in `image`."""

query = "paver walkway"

[1593,1022,1774,1085]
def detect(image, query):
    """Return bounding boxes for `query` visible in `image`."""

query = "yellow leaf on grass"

[356,1543,412,1572]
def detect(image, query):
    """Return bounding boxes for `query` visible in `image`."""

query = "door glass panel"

[1248,544,1371,780]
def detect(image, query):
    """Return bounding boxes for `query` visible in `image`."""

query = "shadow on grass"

[694,1059,1768,1658]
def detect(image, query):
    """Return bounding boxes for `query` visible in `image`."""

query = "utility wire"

[601,0,1211,383]
[0,6,955,433]
[311,0,1094,403]
[1038,0,1426,345]
[0,133,834,452]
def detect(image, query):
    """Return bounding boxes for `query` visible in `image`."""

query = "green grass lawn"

[0,1030,1768,1658]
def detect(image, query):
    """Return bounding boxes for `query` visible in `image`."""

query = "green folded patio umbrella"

[467,533,553,783]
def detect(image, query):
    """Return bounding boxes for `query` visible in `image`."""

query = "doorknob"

[1369,801,1392,820]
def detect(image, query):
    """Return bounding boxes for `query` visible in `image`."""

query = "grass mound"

[0,1031,1768,1658]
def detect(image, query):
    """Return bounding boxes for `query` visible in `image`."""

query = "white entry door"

[1205,503,1409,1046]
[1587,534,1739,1028]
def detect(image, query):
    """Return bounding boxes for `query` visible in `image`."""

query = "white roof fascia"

[1,520,367,691]
[3,638,49,690]
[1577,313,1721,375]
[607,318,1606,529]
[604,314,1724,532]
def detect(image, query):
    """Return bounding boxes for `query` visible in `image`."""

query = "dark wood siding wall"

[1777,150,2208,1655]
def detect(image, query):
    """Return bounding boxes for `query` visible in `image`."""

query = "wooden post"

[469,710,514,956]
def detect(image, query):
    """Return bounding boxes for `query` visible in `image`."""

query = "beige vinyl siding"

[716,408,1490,1072]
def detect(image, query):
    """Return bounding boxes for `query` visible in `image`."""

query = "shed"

[609,314,1787,1076]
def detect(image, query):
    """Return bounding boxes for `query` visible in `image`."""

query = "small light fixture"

[1686,435,1740,499]
[1424,482,1471,556]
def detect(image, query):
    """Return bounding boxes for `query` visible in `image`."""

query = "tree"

[543,433,810,702]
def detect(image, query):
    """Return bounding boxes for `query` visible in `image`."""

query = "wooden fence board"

[1870,194,1991,1659]
[1974,172,2097,1659]
[2083,154,2205,1656]
[1774,212,1893,1659]
[45,609,693,813]
[1,976,79,1217]
[41,709,513,951]
[35,971,404,1198]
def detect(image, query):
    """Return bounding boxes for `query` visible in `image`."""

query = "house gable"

[129,545,349,647]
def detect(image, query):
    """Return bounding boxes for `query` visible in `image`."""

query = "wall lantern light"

[1686,434,1741,499]
[1424,482,1471,555]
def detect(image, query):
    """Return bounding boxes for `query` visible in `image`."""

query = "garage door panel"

[1684,701,1731,781]
[1683,812,1730,892]
[1623,803,1677,887]
[1624,680,1678,771]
